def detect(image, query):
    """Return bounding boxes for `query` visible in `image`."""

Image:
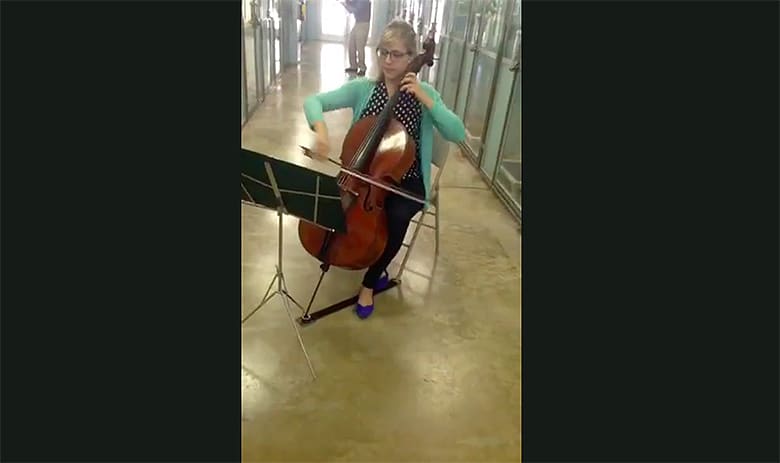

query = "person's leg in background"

[346,24,358,72]
[352,21,370,75]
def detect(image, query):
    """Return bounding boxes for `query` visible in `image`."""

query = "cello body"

[298,116,417,269]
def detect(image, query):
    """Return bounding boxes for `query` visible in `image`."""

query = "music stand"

[240,148,346,380]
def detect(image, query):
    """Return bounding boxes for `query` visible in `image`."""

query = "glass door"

[479,0,520,180]
[457,0,509,163]
[241,18,248,125]
[243,0,259,117]
[254,0,272,91]
[251,0,266,104]
[278,0,300,66]
[452,3,482,120]
[436,0,472,109]
[271,0,281,79]
[494,24,521,219]
[424,0,445,85]
[432,0,453,89]
[416,0,439,84]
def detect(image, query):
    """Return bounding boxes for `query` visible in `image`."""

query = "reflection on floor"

[242,41,521,462]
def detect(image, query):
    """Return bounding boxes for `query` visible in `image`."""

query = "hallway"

[241,41,521,462]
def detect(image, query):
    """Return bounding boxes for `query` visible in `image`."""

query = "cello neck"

[345,32,437,173]
[349,93,398,170]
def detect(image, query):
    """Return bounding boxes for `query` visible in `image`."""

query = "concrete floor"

[241,41,521,462]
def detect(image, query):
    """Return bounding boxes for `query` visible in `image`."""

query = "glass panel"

[462,52,497,153]
[433,0,445,39]
[503,0,521,60]
[391,0,400,18]
[496,73,521,206]
[241,21,247,125]
[479,0,508,53]
[439,38,464,108]
[262,18,272,88]
[243,0,252,21]
[267,0,281,76]
[404,0,417,22]
[479,63,516,180]
[439,0,454,35]
[408,0,420,24]
[453,48,474,119]
[253,16,265,102]
[274,18,281,74]
[449,0,471,39]
[244,10,258,113]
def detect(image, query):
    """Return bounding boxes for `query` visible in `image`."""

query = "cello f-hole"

[362,186,374,212]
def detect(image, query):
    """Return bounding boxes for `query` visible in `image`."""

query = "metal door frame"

[265,16,278,85]
[251,0,266,104]
[488,0,521,184]
[241,18,248,126]
[490,66,521,222]
[489,0,522,223]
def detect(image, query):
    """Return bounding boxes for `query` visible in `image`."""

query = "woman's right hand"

[312,131,330,161]
[310,122,330,161]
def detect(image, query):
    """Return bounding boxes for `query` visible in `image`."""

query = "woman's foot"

[375,271,390,291]
[355,286,374,319]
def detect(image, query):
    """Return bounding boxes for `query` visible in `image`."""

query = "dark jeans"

[362,174,426,288]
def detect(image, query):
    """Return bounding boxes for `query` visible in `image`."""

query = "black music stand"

[240,148,346,380]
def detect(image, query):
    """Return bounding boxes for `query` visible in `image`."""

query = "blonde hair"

[372,19,417,81]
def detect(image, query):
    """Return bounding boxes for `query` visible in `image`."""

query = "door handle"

[510,61,520,71]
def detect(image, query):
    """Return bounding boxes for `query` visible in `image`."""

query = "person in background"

[341,0,371,75]
[302,20,466,319]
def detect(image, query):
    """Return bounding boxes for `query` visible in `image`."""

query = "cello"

[296,32,436,320]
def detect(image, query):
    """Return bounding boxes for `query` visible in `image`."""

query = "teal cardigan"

[303,77,466,202]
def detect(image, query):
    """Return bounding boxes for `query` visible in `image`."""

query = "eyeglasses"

[376,48,412,61]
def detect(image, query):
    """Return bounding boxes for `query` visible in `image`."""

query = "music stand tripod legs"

[241,206,316,380]
[241,147,347,380]
[241,154,326,380]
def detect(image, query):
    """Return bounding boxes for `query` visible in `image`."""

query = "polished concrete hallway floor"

[241,41,521,462]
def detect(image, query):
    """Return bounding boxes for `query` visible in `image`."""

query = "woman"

[303,19,465,319]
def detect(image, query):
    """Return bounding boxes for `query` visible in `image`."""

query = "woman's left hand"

[400,73,434,109]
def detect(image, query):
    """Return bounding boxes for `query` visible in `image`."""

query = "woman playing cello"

[303,19,466,319]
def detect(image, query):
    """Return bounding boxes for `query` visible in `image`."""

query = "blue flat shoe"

[355,302,374,319]
[355,272,390,319]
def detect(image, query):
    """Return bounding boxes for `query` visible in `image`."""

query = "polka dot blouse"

[358,81,423,180]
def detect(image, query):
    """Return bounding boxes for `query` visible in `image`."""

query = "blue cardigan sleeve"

[303,79,363,129]
[421,83,466,143]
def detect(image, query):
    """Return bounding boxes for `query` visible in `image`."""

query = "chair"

[395,131,451,280]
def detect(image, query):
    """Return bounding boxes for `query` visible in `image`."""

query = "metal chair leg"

[396,209,425,280]
[434,206,440,258]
